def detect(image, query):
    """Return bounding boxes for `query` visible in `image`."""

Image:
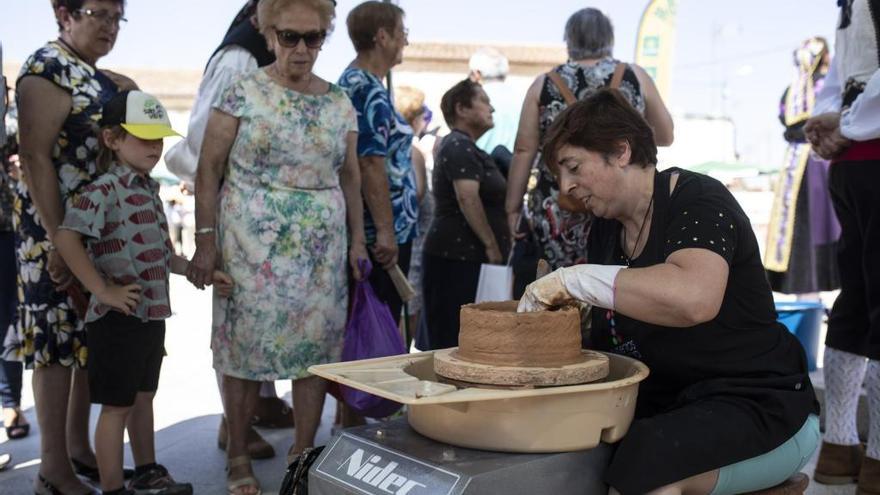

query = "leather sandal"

[70,457,135,482]
[218,416,275,459]
[226,456,261,495]
[33,474,99,495]
[251,397,294,428]
[4,408,30,440]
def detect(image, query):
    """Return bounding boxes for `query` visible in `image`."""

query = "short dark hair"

[51,0,127,31]
[440,79,481,128]
[346,1,403,52]
[543,89,657,169]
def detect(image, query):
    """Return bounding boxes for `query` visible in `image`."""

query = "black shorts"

[86,311,165,407]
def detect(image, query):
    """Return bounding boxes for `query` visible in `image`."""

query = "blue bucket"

[775,301,824,371]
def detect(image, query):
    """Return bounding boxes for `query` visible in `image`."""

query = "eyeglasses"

[273,29,327,49]
[74,8,127,27]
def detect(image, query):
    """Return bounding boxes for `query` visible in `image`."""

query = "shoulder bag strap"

[546,71,577,105]
[609,63,627,90]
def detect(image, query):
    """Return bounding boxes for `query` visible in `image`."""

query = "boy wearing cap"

[54,90,232,495]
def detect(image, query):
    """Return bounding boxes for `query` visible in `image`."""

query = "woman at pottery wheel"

[518,89,820,495]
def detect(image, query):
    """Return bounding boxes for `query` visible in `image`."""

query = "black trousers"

[0,231,23,408]
[367,241,412,327]
[826,143,880,360]
[422,253,482,350]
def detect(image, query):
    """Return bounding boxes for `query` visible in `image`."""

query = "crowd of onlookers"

[3,0,880,494]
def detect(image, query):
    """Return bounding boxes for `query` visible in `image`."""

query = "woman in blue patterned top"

[8,1,136,493]
[338,1,418,326]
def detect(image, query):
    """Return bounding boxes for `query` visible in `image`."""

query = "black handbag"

[279,446,325,495]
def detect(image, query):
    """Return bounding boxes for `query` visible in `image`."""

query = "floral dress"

[211,69,358,381]
[528,59,645,270]
[3,41,117,369]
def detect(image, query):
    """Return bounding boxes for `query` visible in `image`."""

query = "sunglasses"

[274,29,327,49]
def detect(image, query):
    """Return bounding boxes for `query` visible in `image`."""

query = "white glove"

[517,264,625,312]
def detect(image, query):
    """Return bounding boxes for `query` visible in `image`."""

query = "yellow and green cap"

[100,90,183,140]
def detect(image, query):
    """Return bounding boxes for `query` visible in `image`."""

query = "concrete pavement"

[0,276,859,494]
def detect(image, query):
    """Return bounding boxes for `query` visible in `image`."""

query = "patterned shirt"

[338,67,418,244]
[59,165,173,323]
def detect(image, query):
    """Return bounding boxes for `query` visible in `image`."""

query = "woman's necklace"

[620,192,655,266]
[606,190,654,347]
[271,64,313,93]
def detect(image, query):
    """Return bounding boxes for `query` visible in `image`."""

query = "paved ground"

[0,278,861,494]
[0,277,338,494]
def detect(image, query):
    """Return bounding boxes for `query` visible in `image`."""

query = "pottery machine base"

[308,418,612,495]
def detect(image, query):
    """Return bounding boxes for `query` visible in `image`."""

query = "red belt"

[834,138,880,162]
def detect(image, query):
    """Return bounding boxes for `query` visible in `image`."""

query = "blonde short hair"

[394,86,425,126]
[257,0,335,37]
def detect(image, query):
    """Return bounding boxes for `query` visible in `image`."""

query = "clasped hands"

[804,112,851,160]
[184,240,237,296]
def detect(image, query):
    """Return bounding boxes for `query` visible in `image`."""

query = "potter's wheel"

[308,350,648,453]
[307,418,614,495]
[433,348,609,388]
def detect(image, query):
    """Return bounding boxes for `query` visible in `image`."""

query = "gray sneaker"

[127,464,193,495]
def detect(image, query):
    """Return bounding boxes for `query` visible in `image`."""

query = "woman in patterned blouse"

[504,7,673,281]
[338,1,418,327]
[9,1,136,493]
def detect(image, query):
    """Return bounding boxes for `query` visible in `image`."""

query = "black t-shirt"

[588,168,818,463]
[424,130,510,262]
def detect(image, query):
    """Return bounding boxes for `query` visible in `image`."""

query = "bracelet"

[194,227,215,236]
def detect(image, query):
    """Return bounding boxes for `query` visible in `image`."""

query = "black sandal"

[4,409,30,440]
[71,458,135,482]
[34,474,99,495]
[251,397,295,428]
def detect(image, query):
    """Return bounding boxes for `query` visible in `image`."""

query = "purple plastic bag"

[340,259,406,418]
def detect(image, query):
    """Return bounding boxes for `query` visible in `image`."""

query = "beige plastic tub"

[309,350,649,453]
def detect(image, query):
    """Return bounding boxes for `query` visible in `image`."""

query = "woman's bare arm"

[631,63,674,147]
[614,248,728,327]
[504,74,543,239]
[16,76,71,241]
[187,109,238,289]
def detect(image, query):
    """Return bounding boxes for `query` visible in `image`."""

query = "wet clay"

[457,301,582,367]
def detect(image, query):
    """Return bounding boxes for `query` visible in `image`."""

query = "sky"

[1,0,840,167]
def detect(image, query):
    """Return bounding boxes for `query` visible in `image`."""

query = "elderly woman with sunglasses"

[187,0,367,493]
[8,1,136,493]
